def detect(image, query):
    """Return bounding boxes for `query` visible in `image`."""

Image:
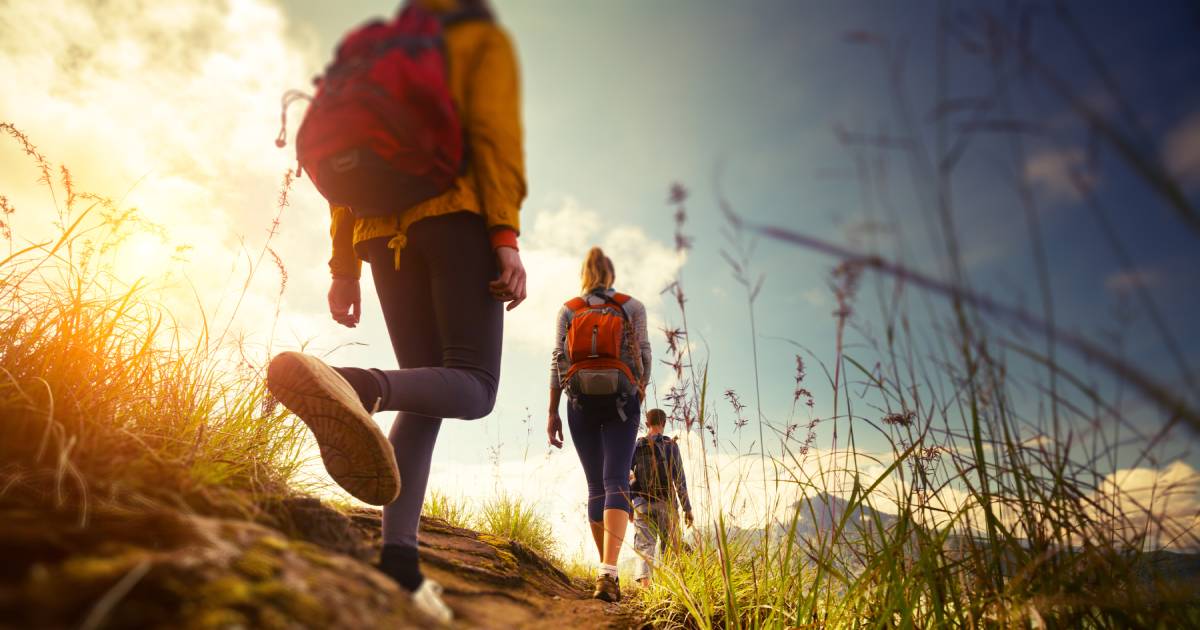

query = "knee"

[460,375,498,420]
[602,477,630,496]
[602,480,632,512]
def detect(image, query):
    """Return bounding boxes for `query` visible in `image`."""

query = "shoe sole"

[593,582,621,603]
[266,351,400,505]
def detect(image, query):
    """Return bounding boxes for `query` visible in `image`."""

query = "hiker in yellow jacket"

[267,0,524,623]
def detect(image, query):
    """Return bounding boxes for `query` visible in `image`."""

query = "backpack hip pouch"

[569,367,635,397]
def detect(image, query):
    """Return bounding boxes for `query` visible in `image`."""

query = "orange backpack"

[563,293,638,397]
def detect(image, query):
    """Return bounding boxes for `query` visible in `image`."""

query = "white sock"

[598,562,618,578]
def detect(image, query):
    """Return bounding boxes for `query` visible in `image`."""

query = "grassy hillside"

[0,123,647,629]
[5,25,1200,622]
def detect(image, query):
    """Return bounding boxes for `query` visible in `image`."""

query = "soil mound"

[0,498,642,629]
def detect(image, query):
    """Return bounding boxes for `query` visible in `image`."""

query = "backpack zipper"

[589,324,599,358]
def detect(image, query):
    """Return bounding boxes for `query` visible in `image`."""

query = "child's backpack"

[562,292,638,399]
[631,436,673,503]
[277,4,482,217]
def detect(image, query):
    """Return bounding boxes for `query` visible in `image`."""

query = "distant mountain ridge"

[699,492,1200,587]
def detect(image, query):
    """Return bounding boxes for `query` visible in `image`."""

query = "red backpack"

[563,293,639,398]
[277,4,482,217]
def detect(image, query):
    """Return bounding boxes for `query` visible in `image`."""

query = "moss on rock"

[234,545,282,580]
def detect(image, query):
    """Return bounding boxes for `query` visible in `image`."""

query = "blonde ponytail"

[580,246,615,293]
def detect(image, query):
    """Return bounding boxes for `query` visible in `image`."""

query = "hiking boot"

[593,574,621,602]
[266,351,400,505]
[412,578,454,624]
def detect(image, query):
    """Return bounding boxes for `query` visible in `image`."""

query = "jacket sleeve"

[669,439,692,514]
[550,305,570,390]
[632,299,652,384]
[464,26,526,235]
[328,204,361,279]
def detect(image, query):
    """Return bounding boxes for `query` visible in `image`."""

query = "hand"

[329,277,361,328]
[547,411,564,448]
[684,511,694,528]
[489,246,526,311]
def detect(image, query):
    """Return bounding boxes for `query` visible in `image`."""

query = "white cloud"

[0,0,328,347]
[1164,111,1200,189]
[1094,460,1200,550]
[801,286,827,307]
[1024,148,1093,203]
[506,198,684,377]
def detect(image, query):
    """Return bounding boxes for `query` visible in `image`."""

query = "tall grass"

[0,122,307,526]
[422,489,473,529]
[475,492,558,559]
[422,489,560,562]
[632,7,1199,628]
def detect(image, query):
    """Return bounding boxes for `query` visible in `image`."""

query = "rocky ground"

[0,497,644,629]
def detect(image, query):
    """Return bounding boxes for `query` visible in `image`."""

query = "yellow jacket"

[328,6,525,278]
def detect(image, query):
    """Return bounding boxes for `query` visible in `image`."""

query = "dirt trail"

[345,509,642,629]
[0,497,643,629]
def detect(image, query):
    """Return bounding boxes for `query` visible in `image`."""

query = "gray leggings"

[360,212,502,547]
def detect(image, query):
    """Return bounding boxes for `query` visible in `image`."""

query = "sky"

[2,0,1199,557]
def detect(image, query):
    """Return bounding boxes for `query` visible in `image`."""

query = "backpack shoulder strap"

[603,293,632,320]
[564,296,587,312]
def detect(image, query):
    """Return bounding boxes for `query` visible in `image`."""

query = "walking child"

[629,408,694,586]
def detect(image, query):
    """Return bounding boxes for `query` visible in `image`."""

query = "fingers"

[329,299,354,328]
[491,249,527,309]
[331,298,357,328]
[490,265,515,300]
[506,273,526,311]
[329,278,361,328]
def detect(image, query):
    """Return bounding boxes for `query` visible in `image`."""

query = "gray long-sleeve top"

[550,288,652,390]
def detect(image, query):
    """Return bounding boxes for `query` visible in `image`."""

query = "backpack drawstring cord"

[275,89,314,149]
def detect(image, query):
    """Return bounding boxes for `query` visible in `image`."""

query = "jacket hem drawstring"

[387,232,408,269]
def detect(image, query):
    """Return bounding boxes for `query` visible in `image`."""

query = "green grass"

[0,122,307,526]
[422,489,562,565]
[626,10,1200,627]
[475,492,558,560]
[422,489,474,529]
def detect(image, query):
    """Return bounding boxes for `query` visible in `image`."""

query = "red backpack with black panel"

[277,4,481,217]
[562,292,639,399]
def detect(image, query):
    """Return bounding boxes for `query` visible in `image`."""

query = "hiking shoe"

[593,574,621,602]
[412,578,453,624]
[266,351,400,505]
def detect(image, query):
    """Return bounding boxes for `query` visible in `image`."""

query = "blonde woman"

[547,247,651,602]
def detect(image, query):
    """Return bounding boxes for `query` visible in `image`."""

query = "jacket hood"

[412,0,457,12]
[411,0,490,14]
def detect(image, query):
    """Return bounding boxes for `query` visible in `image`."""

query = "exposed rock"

[0,499,644,629]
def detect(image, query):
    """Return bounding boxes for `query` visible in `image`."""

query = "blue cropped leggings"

[567,395,641,523]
